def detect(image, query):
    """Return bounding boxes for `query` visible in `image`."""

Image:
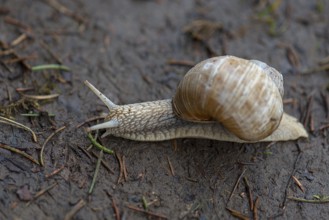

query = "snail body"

[85,56,308,143]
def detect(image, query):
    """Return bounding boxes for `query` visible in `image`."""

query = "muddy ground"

[0,0,329,219]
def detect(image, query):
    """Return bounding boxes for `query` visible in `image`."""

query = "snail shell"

[173,56,284,141]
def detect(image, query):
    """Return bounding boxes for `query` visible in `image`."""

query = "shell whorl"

[173,56,284,141]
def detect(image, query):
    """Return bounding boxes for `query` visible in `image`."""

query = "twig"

[292,176,305,192]
[0,49,14,56]
[26,183,58,206]
[4,16,30,30]
[78,145,93,160]
[171,139,178,151]
[116,153,124,183]
[39,40,63,64]
[243,177,254,210]
[167,156,175,176]
[288,196,329,203]
[303,95,313,128]
[0,116,37,142]
[253,196,259,220]
[40,126,66,166]
[185,177,198,182]
[0,59,13,73]
[142,196,148,210]
[226,207,249,220]
[127,204,168,219]
[44,0,86,24]
[64,199,86,220]
[89,150,103,194]
[310,113,314,133]
[0,40,31,72]
[6,84,12,102]
[253,197,259,220]
[31,64,70,72]
[90,151,114,174]
[8,50,31,70]
[281,144,302,209]
[227,169,247,204]
[237,161,257,166]
[0,7,10,15]
[21,112,55,117]
[4,54,37,64]
[16,87,34,92]
[112,198,120,220]
[283,98,297,105]
[87,133,114,154]
[45,165,65,178]
[279,42,300,69]
[11,33,28,47]
[22,93,60,100]
[122,155,127,181]
[141,197,160,211]
[319,123,329,131]
[0,143,39,165]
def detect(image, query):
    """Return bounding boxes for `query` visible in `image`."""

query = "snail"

[84,55,308,143]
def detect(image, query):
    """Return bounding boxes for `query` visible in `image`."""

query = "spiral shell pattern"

[173,56,284,141]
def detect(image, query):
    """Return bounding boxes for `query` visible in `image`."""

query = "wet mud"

[0,0,329,219]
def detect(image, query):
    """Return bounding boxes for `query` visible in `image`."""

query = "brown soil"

[0,0,329,219]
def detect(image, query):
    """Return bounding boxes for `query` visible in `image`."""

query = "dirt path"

[0,0,329,219]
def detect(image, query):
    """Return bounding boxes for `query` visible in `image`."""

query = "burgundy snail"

[84,55,308,143]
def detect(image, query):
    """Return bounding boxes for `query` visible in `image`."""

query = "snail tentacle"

[85,80,120,131]
[85,80,117,109]
[88,119,119,131]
